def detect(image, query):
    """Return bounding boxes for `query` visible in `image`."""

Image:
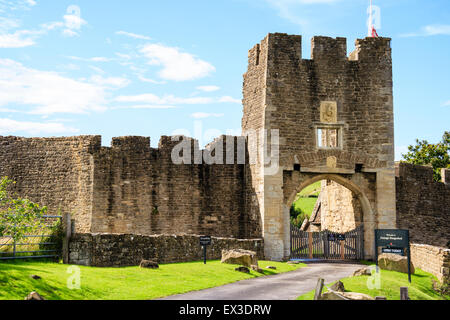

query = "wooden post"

[62,213,71,264]
[308,232,313,259]
[314,278,325,300]
[340,240,345,260]
[400,287,409,300]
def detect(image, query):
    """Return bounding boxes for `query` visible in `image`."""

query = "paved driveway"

[161,262,364,300]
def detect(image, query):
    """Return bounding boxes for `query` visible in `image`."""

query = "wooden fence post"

[400,287,409,300]
[314,278,325,300]
[62,213,71,264]
[308,233,313,259]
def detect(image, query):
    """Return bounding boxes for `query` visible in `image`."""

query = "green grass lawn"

[291,181,321,224]
[297,264,449,300]
[292,197,319,219]
[299,181,321,197]
[0,259,305,300]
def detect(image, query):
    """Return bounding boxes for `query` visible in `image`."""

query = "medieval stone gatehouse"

[0,34,448,263]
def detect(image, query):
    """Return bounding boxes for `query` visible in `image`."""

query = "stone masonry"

[396,162,450,247]
[243,34,396,260]
[0,33,448,263]
[69,233,264,267]
[0,135,260,239]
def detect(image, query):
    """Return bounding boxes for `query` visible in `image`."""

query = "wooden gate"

[290,224,364,261]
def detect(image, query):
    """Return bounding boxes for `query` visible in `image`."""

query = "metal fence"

[0,215,62,260]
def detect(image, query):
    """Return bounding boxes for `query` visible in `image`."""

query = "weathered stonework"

[243,34,396,260]
[2,33,448,264]
[0,135,260,239]
[320,181,363,233]
[410,244,450,284]
[69,233,264,267]
[396,162,450,247]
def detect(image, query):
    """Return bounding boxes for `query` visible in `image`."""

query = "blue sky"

[0,0,448,160]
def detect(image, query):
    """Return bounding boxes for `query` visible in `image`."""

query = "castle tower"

[242,33,396,260]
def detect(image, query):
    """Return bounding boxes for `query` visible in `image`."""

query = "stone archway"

[242,33,397,262]
[284,173,376,260]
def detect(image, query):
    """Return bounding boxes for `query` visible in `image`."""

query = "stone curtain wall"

[0,135,261,239]
[0,136,99,233]
[320,180,363,233]
[90,135,259,239]
[69,233,264,267]
[396,162,450,247]
[410,244,450,284]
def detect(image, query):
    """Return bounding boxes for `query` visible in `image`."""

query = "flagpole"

[368,0,373,37]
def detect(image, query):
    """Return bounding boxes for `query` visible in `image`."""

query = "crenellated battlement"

[311,36,347,61]
[246,33,392,68]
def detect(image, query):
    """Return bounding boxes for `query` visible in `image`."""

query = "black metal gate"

[290,224,364,261]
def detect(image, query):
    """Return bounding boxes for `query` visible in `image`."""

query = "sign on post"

[375,229,412,283]
[199,236,212,264]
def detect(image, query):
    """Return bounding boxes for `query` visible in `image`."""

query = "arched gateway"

[242,33,397,260]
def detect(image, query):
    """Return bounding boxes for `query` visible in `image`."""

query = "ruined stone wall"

[0,136,100,233]
[396,162,450,247]
[411,244,449,284]
[242,38,269,240]
[0,135,261,239]
[69,233,264,267]
[91,135,258,239]
[320,180,362,233]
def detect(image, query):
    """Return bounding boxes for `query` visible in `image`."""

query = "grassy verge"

[297,265,449,300]
[0,259,305,300]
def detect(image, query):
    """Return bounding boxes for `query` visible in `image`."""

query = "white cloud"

[88,65,105,74]
[116,31,151,40]
[0,6,88,47]
[190,112,224,119]
[401,24,450,37]
[67,56,112,62]
[115,93,241,105]
[115,94,212,105]
[0,30,36,48]
[443,100,450,107]
[197,85,220,92]
[0,107,18,113]
[62,10,87,37]
[89,75,130,88]
[0,118,78,135]
[0,58,109,115]
[0,0,37,11]
[0,17,20,30]
[137,75,166,85]
[115,52,132,60]
[112,105,176,110]
[218,96,241,104]
[140,43,215,81]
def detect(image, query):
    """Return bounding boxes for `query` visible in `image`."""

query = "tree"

[402,131,450,182]
[0,177,49,242]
